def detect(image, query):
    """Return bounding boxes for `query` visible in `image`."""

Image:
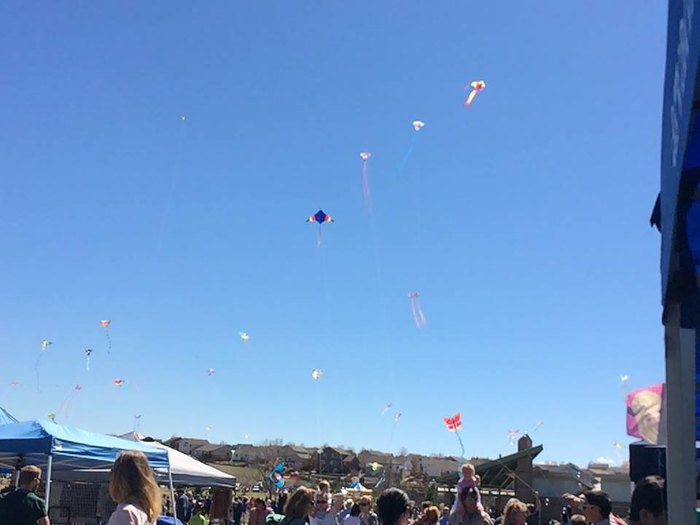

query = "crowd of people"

[0,453,671,525]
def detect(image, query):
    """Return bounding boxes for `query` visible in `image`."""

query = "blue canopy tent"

[0,419,172,513]
[655,0,700,521]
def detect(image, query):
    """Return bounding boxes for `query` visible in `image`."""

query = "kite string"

[395,134,418,177]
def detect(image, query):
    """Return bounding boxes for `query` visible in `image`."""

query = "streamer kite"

[381,402,393,415]
[100,320,112,354]
[408,292,427,328]
[35,340,53,392]
[507,429,520,446]
[311,368,323,381]
[464,81,486,107]
[268,462,285,489]
[444,412,465,459]
[47,412,56,422]
[59,384,82,419]
[85,348,93,371]
[359,152,372,210]
[397,121,425,175]
[240,332,250,342]
[207,368,215,376]
[113,378,125,387]
[307,210,334,247]
[394,412,402,422]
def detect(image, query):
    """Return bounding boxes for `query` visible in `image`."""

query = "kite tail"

[455,429,466,461]
[362,162,372,210]
[316,227,323,248]
[410,298,427,328]
[465,90,478,107]
[397,134,418,176]
[86,355,90,372]
[34,354,43,393]
[105,329,112,355]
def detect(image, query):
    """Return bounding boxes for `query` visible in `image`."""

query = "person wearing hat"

[189,502,209,525]
[561,490,626,525]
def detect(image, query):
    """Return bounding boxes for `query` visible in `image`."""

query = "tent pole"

[168,466,176,518]
[45,454,53,515]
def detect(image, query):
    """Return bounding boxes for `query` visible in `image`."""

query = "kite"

[507,429,520,446]
[408,292,427,328]
[47,412,56,423]
[396,121,425,175]
[381,402,393,415]
[207,368,215,376]
[369,462,382,471]
[240,331,250,342]
[9,380,20,387]
[113,378,125,387]
[307,210,334,247]
[464,81,486,107]
[359,152,372,210]
[311,368,323,381]
[59,384,82,419]
[100,320,112,354]
[268,461,285,489]
[35,340,53,392]
[134,414,142,432]
[444,412,465,460]
[614,441,624,449]
[528,419,544,435]
[85,348,93,371]
[394,412,402,422]
[620,375,630,385]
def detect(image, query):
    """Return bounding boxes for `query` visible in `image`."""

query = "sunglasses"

[359,503,369,506]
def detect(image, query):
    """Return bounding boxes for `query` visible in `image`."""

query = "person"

[0,464,50,525]
[106,450,162,525]
[280,487,316,525]
[376,488,411,525]
[189,503,209,525]
[628,476,666,525]
[561,490,626,525]
[500,499,527,525]
[177,490,192,523]
[422,506,440,525]
[569,517,586,524]
[344,504,362,525]
[310,488,340,525]
[359,496,378,525]
[339,500,353,523]
[448,488,493,525]
[231,497,245,525]
[439,507,450,525]
[250,499,272,525]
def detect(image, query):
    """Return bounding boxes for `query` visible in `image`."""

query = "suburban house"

[319,447,353,474]
[231,444,267,463]
[280,445,316,471]
[192,443,234,462]
[419,456,461,478]
[165,437,211,455]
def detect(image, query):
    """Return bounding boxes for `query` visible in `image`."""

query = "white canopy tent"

[53,432,236,488]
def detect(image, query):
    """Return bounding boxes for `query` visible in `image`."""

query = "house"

[358,449,394,470]
[192,444,234,462]
[231,444,267,463]
[343,453,361,475]
[419,456,460,478]
[166,437,211,455]
[319,447,353,474]
[280,445,316,471]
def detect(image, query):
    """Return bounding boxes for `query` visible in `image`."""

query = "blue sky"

[1,1,667,468]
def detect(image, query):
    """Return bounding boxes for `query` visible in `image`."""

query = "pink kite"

[407,292,427,328]
[464,81,486,107]
[626,383,663,444]
[100,320,112,354]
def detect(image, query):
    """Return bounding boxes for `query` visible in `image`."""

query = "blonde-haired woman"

[280,487,316,525]
[107,450,163,525]
[500,498,527,525]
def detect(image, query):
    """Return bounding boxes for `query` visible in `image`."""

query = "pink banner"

[626,383,664,444]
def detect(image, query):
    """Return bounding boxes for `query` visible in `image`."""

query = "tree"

[398,447,408,456]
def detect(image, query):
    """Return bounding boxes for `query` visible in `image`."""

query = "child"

[451,464,481,512]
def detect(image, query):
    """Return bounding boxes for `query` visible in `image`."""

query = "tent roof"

[119,432,236,487]
[0,420,169,470]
